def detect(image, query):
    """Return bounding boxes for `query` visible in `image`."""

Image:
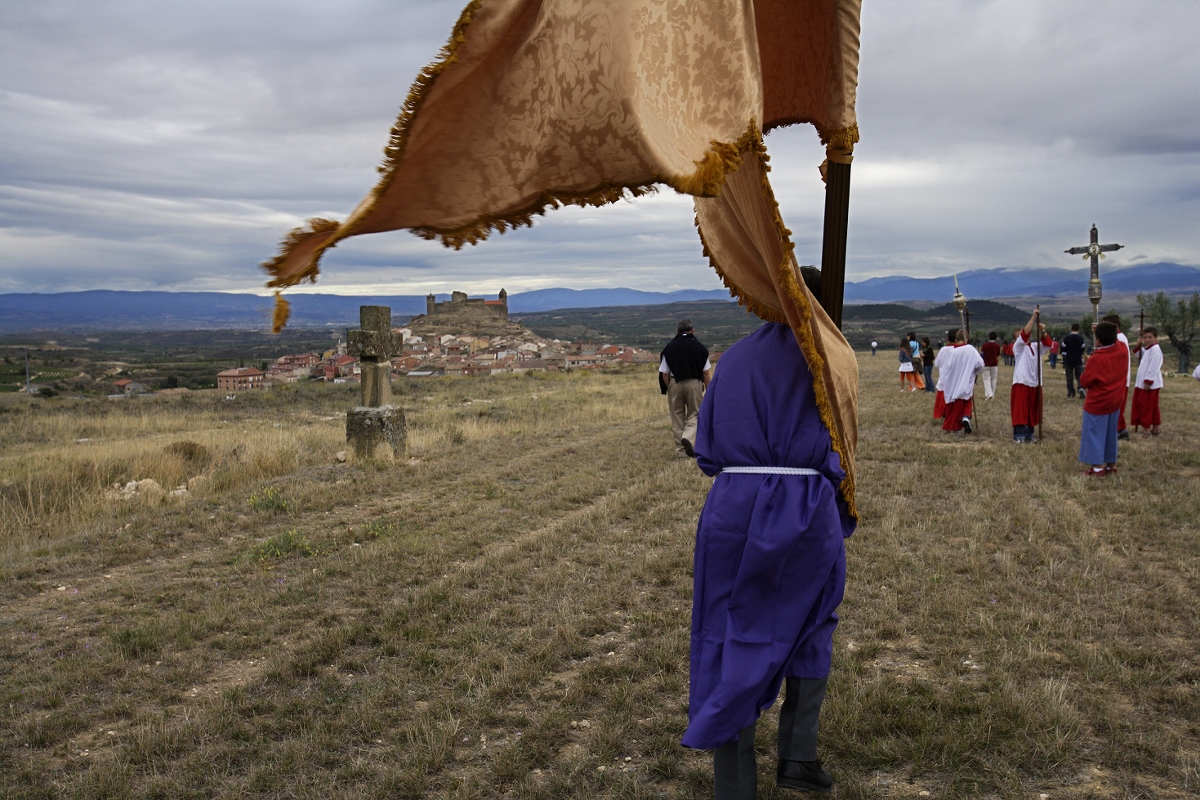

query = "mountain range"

[842,262,1200,303]
[1,263,1196,332]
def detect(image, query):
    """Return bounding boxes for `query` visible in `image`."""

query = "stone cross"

[1066,224,1123,325]
[345,306,406,461]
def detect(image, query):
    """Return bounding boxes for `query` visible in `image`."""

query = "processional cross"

[1065,224,1122,324]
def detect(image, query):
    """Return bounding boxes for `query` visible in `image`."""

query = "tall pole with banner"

[820,161,852,329]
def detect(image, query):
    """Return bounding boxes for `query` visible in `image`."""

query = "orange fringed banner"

[261,0,861,515]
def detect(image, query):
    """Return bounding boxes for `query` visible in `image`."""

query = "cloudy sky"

[2,1,1198,297]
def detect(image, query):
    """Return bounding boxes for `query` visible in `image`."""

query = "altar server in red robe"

[1010,311,1052,443]
[933,329,984,433]
[1130,327,1163,435]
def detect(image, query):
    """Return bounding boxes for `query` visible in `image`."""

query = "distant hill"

[507,287,730,312]
[515,298,1034,350]
[844,262,1200,303]
[1,262,1195,332]
[0,289,731,333]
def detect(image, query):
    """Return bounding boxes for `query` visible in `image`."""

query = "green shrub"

[248,486,288,513]
[252,529,318,561]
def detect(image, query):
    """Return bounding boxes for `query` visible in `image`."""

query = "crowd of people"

[660,305,1180,798]
[914,312,1168,475]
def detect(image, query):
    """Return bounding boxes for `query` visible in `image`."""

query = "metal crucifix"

[1065,224,1123,325]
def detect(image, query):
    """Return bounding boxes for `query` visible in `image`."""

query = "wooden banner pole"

[820,162,852,329]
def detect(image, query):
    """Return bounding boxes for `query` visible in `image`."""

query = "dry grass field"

[1,356,1198,799]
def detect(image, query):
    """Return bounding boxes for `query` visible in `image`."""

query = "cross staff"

[1066,224,1123,325]
[951,275,978,431]
[952,274,968,339]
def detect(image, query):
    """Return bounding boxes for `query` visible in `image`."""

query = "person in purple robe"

[684,275,856,798]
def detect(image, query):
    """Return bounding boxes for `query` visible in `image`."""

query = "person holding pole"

[933,328,983,433]
[1010,308,1052,443]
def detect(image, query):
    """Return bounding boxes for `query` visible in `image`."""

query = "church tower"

[498,288,508,320]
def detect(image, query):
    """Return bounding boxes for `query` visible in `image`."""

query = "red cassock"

[1010,383,1041,426]
[933,390,945,419]
[1130,387,1161,427]
[941,398,973,431]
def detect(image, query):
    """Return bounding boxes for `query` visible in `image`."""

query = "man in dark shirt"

[1061,323,1087,399]
[660,319,711,456]
[979,331,1001,400]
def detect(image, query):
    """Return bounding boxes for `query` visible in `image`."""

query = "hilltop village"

[215,290,657,391]
[216,331,655,390]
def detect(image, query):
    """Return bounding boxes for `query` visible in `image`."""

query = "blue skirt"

[1079,410,1118,465]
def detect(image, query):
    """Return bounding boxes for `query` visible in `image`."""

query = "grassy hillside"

[2,360,1198,798]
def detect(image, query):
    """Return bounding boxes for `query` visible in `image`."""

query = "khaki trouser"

[668,378,705,455]
[982,366,998,399]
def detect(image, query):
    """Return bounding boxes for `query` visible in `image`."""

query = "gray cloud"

[1,0,1197,296]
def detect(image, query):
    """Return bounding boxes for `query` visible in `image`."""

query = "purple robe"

[683,322,855,750]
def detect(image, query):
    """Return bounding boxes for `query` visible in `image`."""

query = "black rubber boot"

[712,723,757,800]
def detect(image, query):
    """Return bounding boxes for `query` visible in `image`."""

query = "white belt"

[720,466,820,475]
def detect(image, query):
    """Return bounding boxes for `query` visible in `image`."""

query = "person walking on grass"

[898,337,917,391]
[933,328,983,433]
[870,340,877,356]
[1010,312,1052,443]
[906,332,925,391]
[979,331,1001,401]
[685,269,856,798]
[659,318,711,457]
[1130,327,1163,436]
[921,337,935,393]
[1062,323,1087,398]
[1079,321,1129,476]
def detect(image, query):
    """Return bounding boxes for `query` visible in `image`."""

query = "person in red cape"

[932,328,983,433]
[1010,311,1052,443]
[1100,314,1133,440]
[1130,327,1164,435]
[1079,322,1129,475]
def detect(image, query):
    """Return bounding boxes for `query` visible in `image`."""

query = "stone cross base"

[360,361,392,407]
[346,405,406,463]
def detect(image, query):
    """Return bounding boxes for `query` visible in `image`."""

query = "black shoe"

[961,417,972,434]
[1117,430,1130,441]
[681,438,695,457]
[777,759,833,793]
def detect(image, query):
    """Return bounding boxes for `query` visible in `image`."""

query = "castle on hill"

[426,289,508,321]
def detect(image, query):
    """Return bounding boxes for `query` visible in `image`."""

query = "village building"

[321,354,357,381]
[113,378,148,396]
[217,367,264,391]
